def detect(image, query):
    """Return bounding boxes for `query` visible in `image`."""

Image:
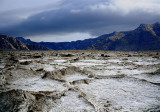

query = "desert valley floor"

[0,50,160,112]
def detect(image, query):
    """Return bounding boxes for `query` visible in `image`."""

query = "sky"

[0,0,160,42]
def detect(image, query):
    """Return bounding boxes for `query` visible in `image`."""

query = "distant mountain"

[0,34,29,50]
[113,22,160,50]
[26,44,51,50]
[16,37,34,44]
[16,22,160,51]
[16,37,50,50]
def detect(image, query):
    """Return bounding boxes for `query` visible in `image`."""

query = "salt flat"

[0,50,160,112]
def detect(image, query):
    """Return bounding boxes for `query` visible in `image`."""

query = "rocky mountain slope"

[0,34,50,50]
[88,22,160,50]
[0,34,29,50]
[18,22,160,51]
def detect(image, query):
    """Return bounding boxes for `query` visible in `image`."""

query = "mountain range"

[1,22,160,51]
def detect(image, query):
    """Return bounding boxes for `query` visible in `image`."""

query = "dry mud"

[0,50,160,112]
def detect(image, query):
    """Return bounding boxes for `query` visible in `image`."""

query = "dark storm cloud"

[0,0,160,39]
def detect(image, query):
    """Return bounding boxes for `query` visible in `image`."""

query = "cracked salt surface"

[43,64,55,71]
[90,69,120,76]
[106,64,125,69]
[9,76,65,92]
[70,62,103,67]
[0,64,5,69]
[0,60,6,69]
[80,60,107,64]
[76,78,160,111]
[133,61,160,65]
[52,60,66,63]
[19,59,32,62]
[107,59,122,63]
[64,73,89,82]
[134,74,160,83]
[132,57,160,65]
[1,51,160,112]
[50,90,95,112]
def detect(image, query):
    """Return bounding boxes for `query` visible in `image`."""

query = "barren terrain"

[0,50,160,112]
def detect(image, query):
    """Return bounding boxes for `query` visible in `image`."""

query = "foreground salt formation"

[0,50,160,112]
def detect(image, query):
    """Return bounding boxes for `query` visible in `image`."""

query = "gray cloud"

[0,0,160,41]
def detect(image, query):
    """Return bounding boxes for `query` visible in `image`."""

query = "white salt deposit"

[1,51,160,112]
[76,78,160,111]
[43,64,55,71]
[63,73,88,82]
[9,76,65,92]
[50,90,95,112]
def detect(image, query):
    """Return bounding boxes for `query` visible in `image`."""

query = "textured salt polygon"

[107,58,122,63]
[53,60,67,63]
[9,76,66,92]
[133,60,160,65]
[131,73,160,83]
[18,59,32,62]
[76,78,160,111]
[50,90,95,112]
[0,57,5,69]
[0,64,5,69]
[63,72,89,82]
[70,62,102,67]
[43,64,55,71]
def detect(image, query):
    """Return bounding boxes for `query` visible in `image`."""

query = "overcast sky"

[0,0,160,42]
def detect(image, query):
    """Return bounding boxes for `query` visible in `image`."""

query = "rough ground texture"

[0,50,160,112]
